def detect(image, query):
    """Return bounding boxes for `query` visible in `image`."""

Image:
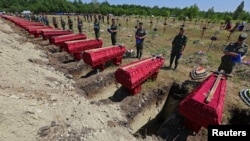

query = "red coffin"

[25,25,51,32]
[49,33,87,46]
[14,21,29,25]
[41,30,72,40]
[24,25,45,31]
[63,39,103,60]
[31,28,57,38]
[18,22,44,29]
[28,26,53,35]
[179,71,227,133]
[82,45,126,70]
[12,19,27,24]
[1,15,21,22]
[115,56,164,94]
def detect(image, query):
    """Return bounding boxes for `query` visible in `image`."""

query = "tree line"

[0,0,249,22]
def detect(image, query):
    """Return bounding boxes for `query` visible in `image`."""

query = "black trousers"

[218,58,234,74]
[69,24,73,31]
[94,29,100,39]
[169,51,181,68]
[136,43,143,59]
[111,34,117,45]
[53,23,58,28]
[78,26,82,33]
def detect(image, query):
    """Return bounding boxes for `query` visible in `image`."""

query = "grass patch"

[45,14,250,122]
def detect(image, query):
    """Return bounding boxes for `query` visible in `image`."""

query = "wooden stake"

[204,70,223,103]
[207,31,219,53]
[201,27,206,40]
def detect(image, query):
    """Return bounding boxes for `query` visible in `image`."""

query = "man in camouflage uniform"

[77,15,83,34]
[167,27,188,70]
[52,16,58,28]
[43,15,49,26]
[94,16,100,39]
[109,18,118,45]
[60,16,66,30]
[218,33,248,74]
[135,22,147,59]
[67,15,73,31]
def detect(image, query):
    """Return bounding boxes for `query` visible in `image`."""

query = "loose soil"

[1,15,250,141]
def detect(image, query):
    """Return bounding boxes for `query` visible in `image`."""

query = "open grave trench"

[9,20,250,140]
[31,38,173,136]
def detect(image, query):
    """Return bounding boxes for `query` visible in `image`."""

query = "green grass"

[47,15,250,112]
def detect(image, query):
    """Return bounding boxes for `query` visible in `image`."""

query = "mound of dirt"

[0,17,156,141]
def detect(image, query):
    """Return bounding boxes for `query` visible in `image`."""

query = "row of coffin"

[1,15,227,134]
[1,15,165,95]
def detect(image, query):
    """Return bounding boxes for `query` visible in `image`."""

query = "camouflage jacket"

[221,42,248,65]
[172,34,187,52]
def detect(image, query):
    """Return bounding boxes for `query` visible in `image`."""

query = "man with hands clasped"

[135,22,147,59]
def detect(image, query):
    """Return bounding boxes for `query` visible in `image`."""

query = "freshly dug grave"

[119,83,172,134]
[75,71,116,99]
[47,52,91,77]
[229,108,250,124]
[3,16,249,141]
[154,80,208,141]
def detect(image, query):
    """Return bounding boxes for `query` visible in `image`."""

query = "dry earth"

[1,15,250,141]
[0,17,161,141]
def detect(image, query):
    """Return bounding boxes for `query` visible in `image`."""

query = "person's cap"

[139,22,143,25]
[238,33,248,41]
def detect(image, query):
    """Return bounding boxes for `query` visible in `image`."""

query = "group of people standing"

[166,26,249,74]
[132,23,248,74]
[50,15,248,74]
[52,15,83,34]
[168,27,248,74]
[51,15,117,45]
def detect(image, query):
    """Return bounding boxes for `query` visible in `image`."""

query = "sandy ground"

[0,17,159,141]
[2,15,249,141]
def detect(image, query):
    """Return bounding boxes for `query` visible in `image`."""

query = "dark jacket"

[110,24,117,35]
[172,34,187,52]
[135,28,146,43]
[221,42,248,66]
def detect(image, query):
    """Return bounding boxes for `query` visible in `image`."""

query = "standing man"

[77,15,83,34]
[44,15,49,26]
[67,15,73,31]
[94,16,100,39]
[109,18,118,45]
[52,16,58,28]
[135,22,147,59]
[107,15,110,25]
[218,33,248,74]
[167,27,188,70]
[60,16,66,30]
